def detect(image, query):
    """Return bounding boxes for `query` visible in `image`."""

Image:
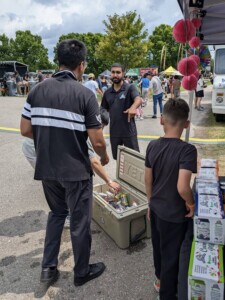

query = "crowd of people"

[19,38,210,300]
[0,70,51,96]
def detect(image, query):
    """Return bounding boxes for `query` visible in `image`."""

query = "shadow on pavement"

[0,210,47,237]
[0,246,73,298]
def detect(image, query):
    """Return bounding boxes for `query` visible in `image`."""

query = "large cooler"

[93,146,150,249]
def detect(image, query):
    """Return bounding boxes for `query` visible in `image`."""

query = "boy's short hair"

[163,98,189,125]
[57,39,87,70]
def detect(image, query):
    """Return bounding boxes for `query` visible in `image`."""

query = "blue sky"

[0,0,183,61]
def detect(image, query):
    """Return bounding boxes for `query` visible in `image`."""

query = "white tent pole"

[185,90,194,143]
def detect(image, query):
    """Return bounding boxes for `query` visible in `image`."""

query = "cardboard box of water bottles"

[194,159,225,245]
[188,241,224,300]
[93,146,150,249]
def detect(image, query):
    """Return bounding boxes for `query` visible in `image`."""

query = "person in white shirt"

[84,73,103,98]
[163,76,168,99]
[148,72,163,119]
[195,74,205,111]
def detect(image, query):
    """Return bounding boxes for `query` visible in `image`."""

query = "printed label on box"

[199,168,217,180]
[190,279,206,299]
[198,194,222,218]
[192,243,220,281]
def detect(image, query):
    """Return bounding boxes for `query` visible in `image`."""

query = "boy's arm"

[145,167,153,221]
[177,169,195,218]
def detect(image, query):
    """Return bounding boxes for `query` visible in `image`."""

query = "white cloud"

[0,0,182,61]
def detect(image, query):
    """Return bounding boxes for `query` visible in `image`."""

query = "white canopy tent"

[177,0,225,141]
[177,0,225,45]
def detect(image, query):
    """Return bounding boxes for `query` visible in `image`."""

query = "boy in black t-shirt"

[145,98,197,300]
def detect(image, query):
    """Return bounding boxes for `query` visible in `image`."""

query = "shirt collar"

[53,70,77,81]
[111,81,127,93]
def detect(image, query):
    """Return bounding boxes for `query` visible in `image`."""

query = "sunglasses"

[111,70,122,74]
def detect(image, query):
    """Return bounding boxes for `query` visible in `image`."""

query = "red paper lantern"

[193,70,200,79]
[173,19,195,43]
[182,75,197,91]
[189,54,200,65]
[189,36,200,48]
[178,57,198,76]
[192,18,202,29]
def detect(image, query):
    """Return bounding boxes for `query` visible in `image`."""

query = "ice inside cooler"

[94,183,146,214]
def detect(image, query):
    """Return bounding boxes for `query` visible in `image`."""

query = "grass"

[203,111,225,139]
[194,98,225,172]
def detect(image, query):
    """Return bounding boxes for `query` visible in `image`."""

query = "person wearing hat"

[84,73,103,99]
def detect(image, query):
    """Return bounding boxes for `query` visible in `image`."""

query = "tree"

[148,24,180,71]
[54,33,109,75]
[10,30,54,71]
[96,11,150,71]
[0,34,13,61]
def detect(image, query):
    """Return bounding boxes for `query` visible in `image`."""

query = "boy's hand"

[185,203,194,218]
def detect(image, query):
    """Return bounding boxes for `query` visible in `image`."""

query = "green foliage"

[96,11,150,71]
[0,31,54,71]
[148,24,180,71]
[0,34,13,61]
[54,33,109,75]
[10,30,54,71]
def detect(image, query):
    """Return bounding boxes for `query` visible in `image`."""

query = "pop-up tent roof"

[177,0,225,45]
[0,61,28,78]
[126,68,139,77]
[177,0,225,142]
[163,66,177,75]
[100,69,111,77]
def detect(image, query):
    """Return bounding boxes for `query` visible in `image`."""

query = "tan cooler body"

[93,146,150,249]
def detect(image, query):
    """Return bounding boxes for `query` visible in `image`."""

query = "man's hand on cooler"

[107,180,120,193]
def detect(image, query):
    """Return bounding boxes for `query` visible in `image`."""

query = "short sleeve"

[94,81,99,90]
[145,142,153,168]
[101,92,109,110]
[129,84,140,101]
[87,138,96,158]
[150,80,153,89]
[21,94,32,120]
[179,144,197,173]
[85,95,102,129]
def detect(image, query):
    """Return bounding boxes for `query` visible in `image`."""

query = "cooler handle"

[129,215,147,244]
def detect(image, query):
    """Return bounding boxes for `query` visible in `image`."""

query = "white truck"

[212,45,225,122]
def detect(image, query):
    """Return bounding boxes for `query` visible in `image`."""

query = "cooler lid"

[116,146,146,196]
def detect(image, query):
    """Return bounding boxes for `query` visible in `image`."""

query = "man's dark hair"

[163,98,189,124]
[57,39,87,70]
[111,63,124,72]
[174,75,179,80]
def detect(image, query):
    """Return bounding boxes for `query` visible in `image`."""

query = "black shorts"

[195,90,204,97]
[110,136,140,160]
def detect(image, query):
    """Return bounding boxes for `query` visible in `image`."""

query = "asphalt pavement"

[0,86,213,300]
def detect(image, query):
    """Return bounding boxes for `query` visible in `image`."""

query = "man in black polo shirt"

[20,39,109,287]
[101,63,142,160]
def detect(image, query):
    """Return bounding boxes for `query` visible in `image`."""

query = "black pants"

[41,178,92,277]
[150,210,188,300]
[110,136,140,160]
[177,219,193,300]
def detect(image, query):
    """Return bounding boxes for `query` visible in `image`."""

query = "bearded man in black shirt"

[101,63,142,160]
